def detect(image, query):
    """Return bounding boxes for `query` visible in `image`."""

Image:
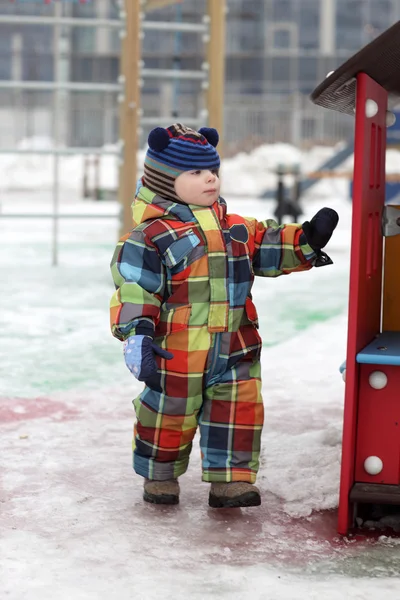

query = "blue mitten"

[124,335,174,381]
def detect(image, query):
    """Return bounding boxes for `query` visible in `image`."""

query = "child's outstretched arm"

[109,228,165,341]
[247,207,338,277]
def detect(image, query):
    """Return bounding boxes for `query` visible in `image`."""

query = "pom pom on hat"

[198,127,219,148]
[148,127,170,152]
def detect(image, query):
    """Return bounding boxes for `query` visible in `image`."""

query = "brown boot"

[209,482,261,508]
[143,479,180,505]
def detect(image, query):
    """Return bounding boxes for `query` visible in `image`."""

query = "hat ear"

[198,127,219,148]
[148,127,170,152]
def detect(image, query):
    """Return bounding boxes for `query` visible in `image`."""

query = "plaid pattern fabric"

[110,186,316,481]
[191,205,230,332]
[133,325,263,482]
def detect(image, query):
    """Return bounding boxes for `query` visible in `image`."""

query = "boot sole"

[143,491,179,505]
[208,491,261,508]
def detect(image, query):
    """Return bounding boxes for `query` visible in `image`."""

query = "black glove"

[301,208,339,251]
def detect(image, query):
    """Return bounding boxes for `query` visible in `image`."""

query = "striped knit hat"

[143,123,220,202]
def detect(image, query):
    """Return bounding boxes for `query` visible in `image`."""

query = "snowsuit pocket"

[155,304,192,337]
[163,230,200,271]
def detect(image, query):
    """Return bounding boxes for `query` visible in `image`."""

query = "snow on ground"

[2,143,400,599]
[2,135,400,201]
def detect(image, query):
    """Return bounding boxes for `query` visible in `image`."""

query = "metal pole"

[0,214,119,219]
[142,21,208,33]
[0,147,120,156]
[291,165,302,222]
[275,166,285,226]
[52,3,61,267]
[0,15,122,28]
[142,68,206,80]
[290,92,301,146]
[0,81,121,92]
[11,33,23,145]
[0,15,207,34]
[141,116,203,126]
[0,75,205,89]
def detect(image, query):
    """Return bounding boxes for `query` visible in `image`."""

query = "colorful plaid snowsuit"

[110,186,316,482]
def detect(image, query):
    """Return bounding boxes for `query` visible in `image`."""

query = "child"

[110,123,338,508]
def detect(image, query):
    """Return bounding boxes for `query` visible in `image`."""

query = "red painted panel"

[355,365,400,484]
[338,73,388,535]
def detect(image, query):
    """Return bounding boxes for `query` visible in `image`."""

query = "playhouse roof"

[310,21,400,116]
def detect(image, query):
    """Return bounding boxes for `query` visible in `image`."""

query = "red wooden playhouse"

[311,21,400,536]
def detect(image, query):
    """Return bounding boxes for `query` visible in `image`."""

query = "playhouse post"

[338,72,387,535]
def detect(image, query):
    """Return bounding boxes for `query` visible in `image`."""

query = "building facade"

[0,0,399,151]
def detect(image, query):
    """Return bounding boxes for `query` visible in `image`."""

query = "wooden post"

[206,0,226,157]
[382,210,400,331]
[118,0,141,236]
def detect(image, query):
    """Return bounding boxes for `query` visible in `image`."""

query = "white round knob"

[386,111,396,127]
[365,99,378,118]
[369,371,388,389]
[364,456,383,475]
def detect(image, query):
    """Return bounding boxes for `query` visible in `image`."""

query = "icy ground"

[2,172,400,598]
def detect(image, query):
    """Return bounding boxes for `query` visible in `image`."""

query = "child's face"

[174,169,220,206]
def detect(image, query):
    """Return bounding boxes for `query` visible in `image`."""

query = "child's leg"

[199,358,264,483]
[132,391,199,480]
[132,327,210,481]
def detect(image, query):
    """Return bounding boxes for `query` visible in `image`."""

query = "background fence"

[0,88,355,155]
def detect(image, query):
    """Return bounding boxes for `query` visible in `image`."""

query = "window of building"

[298,57,318,92]
[71,27,95,54]
[230,0,264,17]
[271,0,294,20]
[298,0,319,49]
[110,29,122,55]
[0,56,11,80]
[22,26,52,55]
[71,1,96,19]
[266,23,298,51]
[227,17,264,53]
[367,0,393,36]
[71,57,93,83]
[142,30,174,55]
[1,3,54,16]
[21,26,53,81]
[0,26,11,52]
[271,57,291,81]
[226,56,263,84]
[23,54,53,81]
[273,29,291,49]
[108,0,121,19]
[336,0,364,50]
